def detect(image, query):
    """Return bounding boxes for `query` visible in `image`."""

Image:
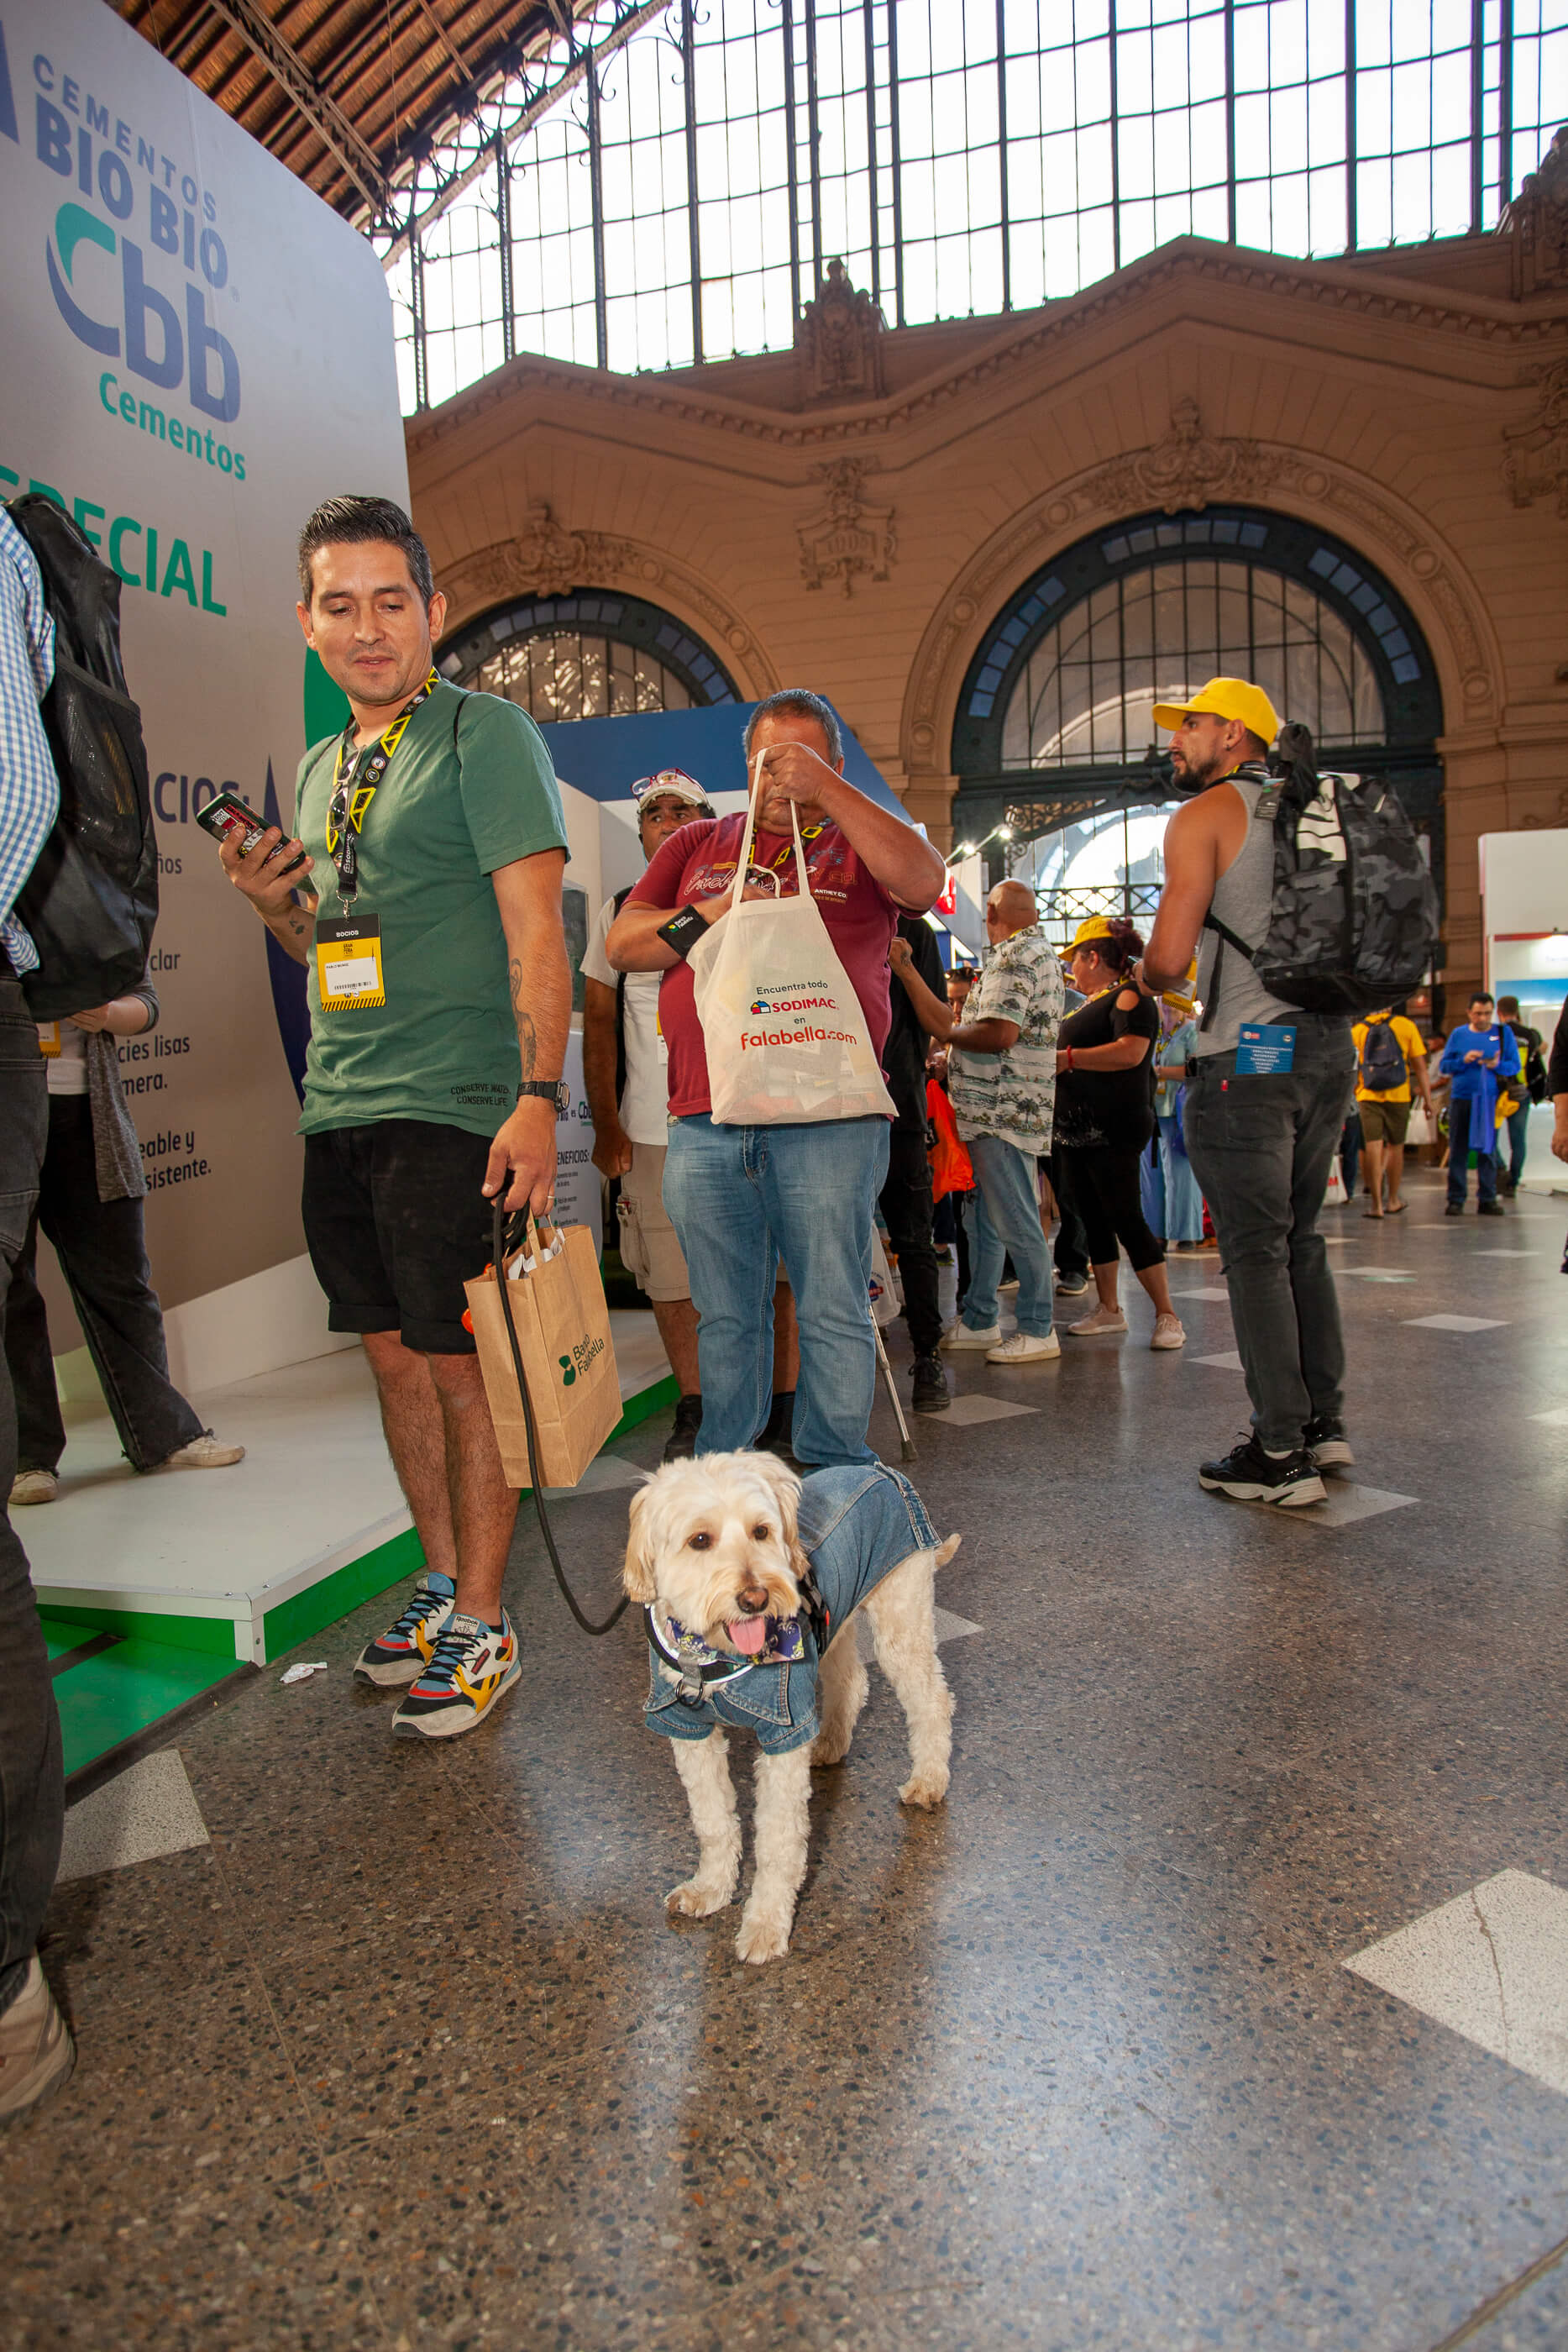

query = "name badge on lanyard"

[316,915,386,1010]
[1235,1021,1296,1075]
[37,1022,61,1058]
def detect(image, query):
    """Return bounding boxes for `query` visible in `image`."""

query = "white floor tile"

[1529,1405,1568,1426]
[57,1751,209,1884]
[1287,1482,1419,1530]
[1169,1287,1231,1302]
[1345,1869,1568,2097]
[1347,1271,1417,1284]
[1402,1313,1510,1332]
[1194,1351,1245,1372]
[1476,1248,1535,1257]
[933,1606,982,1646]
[941,1393,1041,1426]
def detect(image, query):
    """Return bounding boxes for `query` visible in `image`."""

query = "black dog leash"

[491,1199,629,1637]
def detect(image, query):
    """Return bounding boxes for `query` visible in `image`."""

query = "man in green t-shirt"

[220,496,570,1742]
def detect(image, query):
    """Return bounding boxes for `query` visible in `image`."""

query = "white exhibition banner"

[0,0,407,1349]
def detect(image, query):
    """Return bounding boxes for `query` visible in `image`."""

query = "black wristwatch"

[657,904,710,960]
[517,1079,569,1113]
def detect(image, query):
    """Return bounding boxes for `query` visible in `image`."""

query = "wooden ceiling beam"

[197,0,391,217]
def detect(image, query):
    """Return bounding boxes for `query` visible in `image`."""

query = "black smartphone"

[194,790,309,877]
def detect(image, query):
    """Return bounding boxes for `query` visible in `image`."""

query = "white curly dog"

[623,1451,960,1963]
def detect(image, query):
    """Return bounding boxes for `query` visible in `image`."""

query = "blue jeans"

[663,1114,889,1467]
[1183,1021,1355,1452]
[960,1134,1054,1338]
[0,973,61,2020]
[1447,1097,1498,1206]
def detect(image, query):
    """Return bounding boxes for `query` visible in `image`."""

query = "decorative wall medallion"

[442,507,637,607]
[796,259,887,405]
[1521,786,1568,829]
[797,457,897,595]
[1502,359,1568,516]
[1073,396,1286,516]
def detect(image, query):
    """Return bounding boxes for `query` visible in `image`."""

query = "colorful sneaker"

[353,1573,455,1688]
[0,1956,75,2123]
[391,1610,522,1740]
[1198,1435,1326,1506]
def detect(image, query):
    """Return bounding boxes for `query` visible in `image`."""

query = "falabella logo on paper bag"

[559,1332,604,1388]
[1,21,243,433]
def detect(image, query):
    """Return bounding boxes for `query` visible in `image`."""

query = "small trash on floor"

[280,1662,329,1684]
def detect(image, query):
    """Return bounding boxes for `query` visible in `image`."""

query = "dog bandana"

[642,1462,940,1757]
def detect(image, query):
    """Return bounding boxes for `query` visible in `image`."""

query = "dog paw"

[898,1772,949,1809]
[666,1878,732,1918]
[734,1907,792,1965]
[810,1733,851,1767]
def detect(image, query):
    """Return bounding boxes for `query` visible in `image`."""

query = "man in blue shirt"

[1440,991,1519,1217]
[0,506,74,2119]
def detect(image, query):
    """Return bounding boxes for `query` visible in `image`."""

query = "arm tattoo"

[511,959,538,1078]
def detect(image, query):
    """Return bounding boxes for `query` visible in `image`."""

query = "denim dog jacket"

[643,1462,940,1757]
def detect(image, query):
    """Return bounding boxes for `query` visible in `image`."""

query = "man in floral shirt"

[889,879,1064,1364]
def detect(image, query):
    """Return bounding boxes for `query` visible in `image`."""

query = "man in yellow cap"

[1138,679,1355,1508]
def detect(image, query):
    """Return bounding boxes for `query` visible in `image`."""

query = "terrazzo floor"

[7,1165,1568,2352]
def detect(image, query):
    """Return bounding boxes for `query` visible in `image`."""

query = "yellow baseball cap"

[1067,914,1117,953]
[1151,676,1280,746]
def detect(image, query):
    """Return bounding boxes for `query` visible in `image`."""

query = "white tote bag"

[688,760,896,1127]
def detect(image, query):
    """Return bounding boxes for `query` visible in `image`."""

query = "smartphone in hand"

[195,790,309,877]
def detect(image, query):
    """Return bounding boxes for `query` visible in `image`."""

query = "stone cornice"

[406,239,1568,461]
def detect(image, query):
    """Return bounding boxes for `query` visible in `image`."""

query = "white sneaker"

[941,1322,1002,1351]
[997,1278,1020,1294]
[9,1470,58,1506]
[986,1331,1060,1363]
[1150,1315,1186,1351]
[0,1956,75,2121]
[158,1433,246,1470]
[1067,1306,1128,1337]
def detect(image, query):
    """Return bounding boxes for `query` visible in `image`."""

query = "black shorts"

[302,1120,493,1354]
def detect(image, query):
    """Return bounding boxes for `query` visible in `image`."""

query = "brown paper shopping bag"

[465,1217,621,1489]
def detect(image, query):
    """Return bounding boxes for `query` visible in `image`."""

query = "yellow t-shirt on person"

[1351,1014,1426,1104]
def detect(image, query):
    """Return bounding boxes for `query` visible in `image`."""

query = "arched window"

[1001,559,1386,770]
[950,505,1445,930]
[438,591,738,723]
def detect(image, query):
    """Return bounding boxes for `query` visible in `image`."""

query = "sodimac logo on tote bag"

[687,753,896,1127]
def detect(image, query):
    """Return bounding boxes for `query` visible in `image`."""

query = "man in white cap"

[1139,678,1354,1508]
[581,770,799,1461]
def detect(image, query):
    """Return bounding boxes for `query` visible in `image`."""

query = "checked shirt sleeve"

[0,513,59,976]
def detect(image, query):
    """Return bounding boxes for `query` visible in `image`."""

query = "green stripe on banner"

[261,1523,424,1662]
[36,1603,239,1658]
[52,1639,244,1780]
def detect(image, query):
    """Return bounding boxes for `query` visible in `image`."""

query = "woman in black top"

[1054,917,1185,1349]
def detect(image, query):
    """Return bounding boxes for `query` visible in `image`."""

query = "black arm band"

[657,905,710,960]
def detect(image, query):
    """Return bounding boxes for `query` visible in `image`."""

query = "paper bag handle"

[488,1198,628,1639]
[731,749,812,912]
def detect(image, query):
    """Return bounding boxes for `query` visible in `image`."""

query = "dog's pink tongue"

[727,1615,768,1656]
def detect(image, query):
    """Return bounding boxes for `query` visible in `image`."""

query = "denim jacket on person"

[643,1462,940,1757]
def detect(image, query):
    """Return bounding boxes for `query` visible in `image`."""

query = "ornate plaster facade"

[407,228,1568,1006]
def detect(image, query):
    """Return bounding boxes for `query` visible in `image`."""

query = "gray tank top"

[1193,773,1300,1057]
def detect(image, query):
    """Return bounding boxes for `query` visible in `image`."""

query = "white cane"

[873,1315,917,1463]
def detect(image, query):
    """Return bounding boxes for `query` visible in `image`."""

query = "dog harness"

[642,1462,939,1757]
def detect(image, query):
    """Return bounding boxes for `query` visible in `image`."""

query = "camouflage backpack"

[1203,726,1439,1020]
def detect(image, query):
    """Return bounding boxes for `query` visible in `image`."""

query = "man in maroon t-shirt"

[606,690,944,1467]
